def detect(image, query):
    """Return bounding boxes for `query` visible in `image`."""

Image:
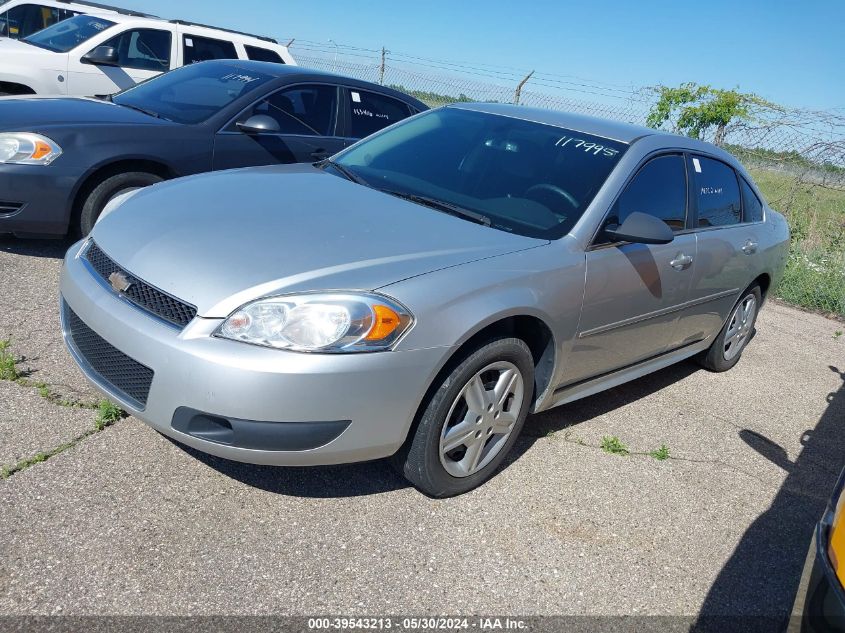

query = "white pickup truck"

[0,10,296,97]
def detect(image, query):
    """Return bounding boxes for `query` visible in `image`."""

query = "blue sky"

[116,0,844,110]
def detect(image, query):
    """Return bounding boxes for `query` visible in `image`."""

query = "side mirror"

[604,212,674,245]
[236,114,281,135]
[82,45,119,66]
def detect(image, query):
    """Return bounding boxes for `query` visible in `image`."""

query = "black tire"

[392,337,534,497]
[696,284,762,372]
[78,172,163,236]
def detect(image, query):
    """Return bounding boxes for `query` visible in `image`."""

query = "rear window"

[740,178,764,223]
[245,44,283,63]
[348,89,413,139]
[183,34,237,63]
[692,156,742,228]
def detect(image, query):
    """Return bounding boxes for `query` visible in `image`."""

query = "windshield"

[112,62,276,124]
[334,107,627,239]
[23,14,114,52]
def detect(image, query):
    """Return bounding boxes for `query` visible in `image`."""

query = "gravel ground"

[1,235,843,625]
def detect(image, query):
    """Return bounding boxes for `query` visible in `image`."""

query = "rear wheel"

[697,284,761,372]
[78,172,163,236]
[392,337,534,497]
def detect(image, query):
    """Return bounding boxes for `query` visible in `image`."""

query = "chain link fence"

[296,51,845,318]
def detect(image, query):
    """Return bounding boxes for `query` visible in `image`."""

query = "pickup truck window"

[98,28,172,71]
[23,14,115,52]
[183,34,238,63]
[0,3,77,39]
[245,45,283,63]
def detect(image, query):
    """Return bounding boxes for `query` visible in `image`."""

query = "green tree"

[646,82,775,147]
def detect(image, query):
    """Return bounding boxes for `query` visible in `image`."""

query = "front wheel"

[78,172,163,236]
[393,337,534,497]
[697,284,761,372]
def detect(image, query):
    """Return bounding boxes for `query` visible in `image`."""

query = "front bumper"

[0,164,74,237]
[59,240,452,466]
[789,525,845,632]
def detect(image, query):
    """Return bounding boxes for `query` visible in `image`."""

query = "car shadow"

[693,365,845,632]
[170,440,411,498]
[0,235,73,259]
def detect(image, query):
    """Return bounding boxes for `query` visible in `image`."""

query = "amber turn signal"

[365,304,402,341]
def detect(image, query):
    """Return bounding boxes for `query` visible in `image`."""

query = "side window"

[348,90,412,138]
[245,45,283,63]
[600,154,687,242]
[183,35,238,63]
[740,178,764,223]
[98,29,172,71]
[1,4,76,39]
[692,156,742,228]
[241,85,338,136]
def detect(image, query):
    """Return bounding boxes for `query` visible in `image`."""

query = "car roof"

[448,102,662,144]
[199,60,429,108]
[84,11,278,44]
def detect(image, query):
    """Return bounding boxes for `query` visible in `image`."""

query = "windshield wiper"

[115,102,168,121]
[316,159,368,186]
[382,190,492,227]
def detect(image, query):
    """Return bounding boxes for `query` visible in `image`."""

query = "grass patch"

[600,435,630,456]
[650,444,671,461]
[95,399,125,431]
[751,169,845,318]
[0,339,21,381]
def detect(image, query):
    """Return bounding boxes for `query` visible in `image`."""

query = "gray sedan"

[59,103,790,496]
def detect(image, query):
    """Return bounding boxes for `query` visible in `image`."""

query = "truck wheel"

[392,337,534,497]
[78,172,163,236]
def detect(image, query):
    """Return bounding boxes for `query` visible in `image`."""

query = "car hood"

[0,37,63,65]
[91,165,546,318]
[0,96,171,131]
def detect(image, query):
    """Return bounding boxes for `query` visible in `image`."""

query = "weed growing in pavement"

[835,331,843,339]
[0,339,21,381]
[650,444,671,461]
[601,436,630,456]
[95,400,125,431]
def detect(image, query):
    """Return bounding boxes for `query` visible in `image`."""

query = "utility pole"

[514,70,534,105]
[379,47,387,85]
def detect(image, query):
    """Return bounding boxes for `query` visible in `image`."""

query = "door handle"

[670,253,693,270]
[310,148,330,160]
[741,240,758,255]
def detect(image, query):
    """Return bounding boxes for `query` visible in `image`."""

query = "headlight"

[0,133,62,165]
[215,292,413,353]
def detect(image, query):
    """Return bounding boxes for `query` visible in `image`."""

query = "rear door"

[562,153,697,384]
[213,83,345,170]
[673,155,764,346]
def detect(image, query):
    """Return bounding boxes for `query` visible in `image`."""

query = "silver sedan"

[59,104,790,496]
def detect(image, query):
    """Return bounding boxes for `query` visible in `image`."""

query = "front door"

[68,27,173,96]
[213,84,346,170]
[563,153,696,385]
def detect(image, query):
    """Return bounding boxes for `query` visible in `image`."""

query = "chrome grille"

[62,302,154,409]
[84,242,197,328]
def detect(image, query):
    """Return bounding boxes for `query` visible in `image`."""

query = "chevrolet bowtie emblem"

[108,271,132,293]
